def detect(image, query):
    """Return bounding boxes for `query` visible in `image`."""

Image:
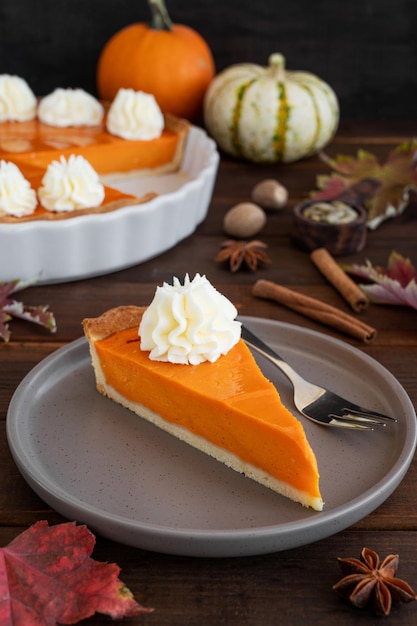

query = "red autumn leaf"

[0,520,152,625]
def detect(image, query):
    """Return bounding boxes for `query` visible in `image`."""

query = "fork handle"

[241,325,306,390]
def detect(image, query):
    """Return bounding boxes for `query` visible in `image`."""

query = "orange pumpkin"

[96,0,215,121]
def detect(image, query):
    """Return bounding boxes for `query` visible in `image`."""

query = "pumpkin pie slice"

[83,306,323,511]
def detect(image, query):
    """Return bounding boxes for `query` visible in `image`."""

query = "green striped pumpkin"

[203,53,339,163]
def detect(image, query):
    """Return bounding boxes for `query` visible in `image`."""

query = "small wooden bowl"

[292,200,368,256]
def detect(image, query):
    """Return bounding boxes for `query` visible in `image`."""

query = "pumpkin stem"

[148,0,172,31]
[268,53,286,80]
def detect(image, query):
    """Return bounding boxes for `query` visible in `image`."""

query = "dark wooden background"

[1,0,416,120]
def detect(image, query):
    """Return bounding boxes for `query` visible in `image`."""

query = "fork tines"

[330,407,397,430]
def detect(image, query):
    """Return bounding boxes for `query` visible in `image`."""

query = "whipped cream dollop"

[139,274,241,365]
[0,75,37,122]
[38,154,105,212]
[37,88,104,127]
[106,88,164,140]
[0,160,37,217]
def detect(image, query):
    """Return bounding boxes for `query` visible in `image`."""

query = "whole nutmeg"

[223,202,267,238]
[251,179,288,209]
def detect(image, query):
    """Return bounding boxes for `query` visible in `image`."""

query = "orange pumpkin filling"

[83,306,323,510]
[0,113,188,176]
[0,162,155,223]
[0,113,188,223]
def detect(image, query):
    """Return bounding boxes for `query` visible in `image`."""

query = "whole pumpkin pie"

[0,84,189,223]
[83,291,323,511]
[0,114,188,223]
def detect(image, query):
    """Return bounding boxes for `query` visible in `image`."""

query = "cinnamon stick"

[252,279,376,343]
[310,247,369,313]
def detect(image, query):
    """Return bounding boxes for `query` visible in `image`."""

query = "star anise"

[215,240,271,272]
[333,547,417,617]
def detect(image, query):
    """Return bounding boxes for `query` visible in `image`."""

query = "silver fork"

[241,324,397,430]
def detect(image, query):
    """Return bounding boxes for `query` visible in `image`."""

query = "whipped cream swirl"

[0,160,37,217]
[37,88,104,127]
[106,88,164,140]
[0,75,37,122]
[139,274,241,365]
[38,154,105,212]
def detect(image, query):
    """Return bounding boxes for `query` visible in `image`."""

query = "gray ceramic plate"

[6,316,417,557]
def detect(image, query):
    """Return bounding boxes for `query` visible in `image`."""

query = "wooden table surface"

[1,120,417,625]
